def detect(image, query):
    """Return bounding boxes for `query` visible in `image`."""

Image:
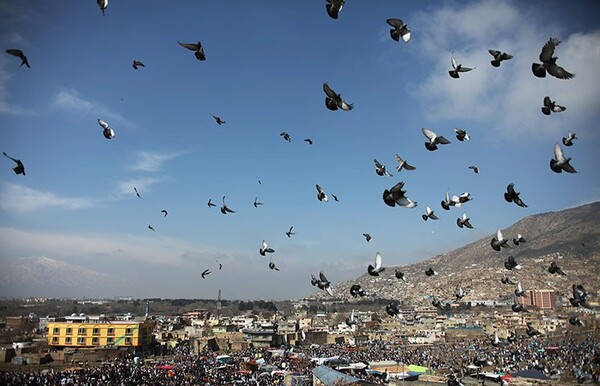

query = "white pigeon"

[422,206,439,221]
[259,240,275,256]
[456,212,473,229]
[368,251,385,276]
[316,184,329,202]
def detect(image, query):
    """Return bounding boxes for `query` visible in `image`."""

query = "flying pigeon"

[134,187,142,199]
[532,38,575,79]
[325,0,345,19]
[394,270,406,282]
[331,194,339,202]
[548,261,566,275]
[451,192,472,207]
[526,322,541,337]
[304,138,313,145]
[286,226,295,238]
[97,0,108,15]
[513,234,526,245]
[569,315,584,327]
[253,197,263,208]
[504,183,528,208]
[501,276,517,285]
[422,206,439,221]
[350,284,366,297]
[386,18,411,43]
[441,191,454,210]
[148,225,155,232]
[395,154,416,172]
[216,260,222,270]
[550,143,577,173]
[507,331,517,342]
[178,41,206,61]
[425,267,438,277]
[491,229,510,251]
[132,60,144,69]
[382,181,417,208]
[570,284,590,308]
[542,96,566,115]
[311,271,333,296]
[454,128,470,141]
[504,256,522,270]
[422,128,451,151]
[323,83,353,111]
[511,296,527,313]
[280,131,291,142]
[386,302,400,317]
[220,196,235,214]
[345,310,356,326]
[5,49,30,68]
[316,184,328,202]
[468,165,479,174]
[514,282,525,297]
[362,233,372,242]
[456,212,473,229]
[488,49,513,67]
[367,251,385,276]
[374,159,393,177]
[455,286,465,300]
[207,198,216,208]
[268,259,280,271]
[562,131,577,147]
[201,269,211,279]
[2,152,25,175]
[161,209,168,217]
[98,118,115,139]
[259,240,275,256]
[210,114,226,125]
[449,51,474,78]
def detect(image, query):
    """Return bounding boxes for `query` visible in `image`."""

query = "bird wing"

[496,229,503,241]
[374,159,384,168]
[422,128,436,141]
[488,49,500,58]
[323,83,338,98]
[98,119,109,129]
[437,136,451,144]
[373,252,382,270]
[554,143,566,162]
[316,184,325,194]
[547,65,575,79]
[178,41,198,51]
[451,52,458,70]
[386,18,404,28]
[539,38,559,63]
[319,271,329,283]
[2,152,18,164]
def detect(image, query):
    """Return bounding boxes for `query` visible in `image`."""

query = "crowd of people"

[1,332,599,385]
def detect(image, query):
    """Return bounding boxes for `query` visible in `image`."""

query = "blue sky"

[0,0,599,300]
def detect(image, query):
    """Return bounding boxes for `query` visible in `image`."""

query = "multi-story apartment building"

[46,319,154,348]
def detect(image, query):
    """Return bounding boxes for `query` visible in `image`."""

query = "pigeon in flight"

[422,206,439,221]
[148,225,155,232]
[569,315,584,327]
[454,128,470,141]
[422,128,451,151]
[504,256,522,271]
[512,295,527,312]
[201,269,211,279]
[501,275,517,285]
[425,267,438,277]
[488,49,513,67]
[532,37,575,79]
[570,284,591,308]
[491,331,503,347]
[504,183,528,208]
[513,234,526,245]
[386,302,400,317]
[548,261,566,275]
[97,0,108,15]
[323,83,353,111]
[178,41,206,61]
[386,18,411,43]
[542,96,566,115]
[286,226,295,238]
[132,60,145,69]
[98,118,115,139]
[363,233,372,242]
[526,322,541,337]
[268,259,280,271]
[280,131,292,142]
[5,49,30,68]
[325,0,345,19]
[220,196,235,214]
[253,197,263,208]
[451,192,472,207]
[491,229,510,251]
[455,286,466,300]
[456,212,473,229]
[562,131,577,147]
[468,165,479,174]
[134,187,142,199]
[331,194,339,202]
[316,184,328,202]
[395,270,406,282]
[161,209,168,217]
[259,240,275,256]
[350,284,366,297]
[207,198,216,208]
[441,191,454,210]
[449,51,474,78]
[311,271,333,296]
[3,152,25,175]
[345,310,356,326]
[367,252,385,276]
[210,114,226,125]
[514,281,525,297]
[382,181,417,208]
[550,143,577,173]
[395,154,416,172]
[216,260,222,270]
[374,159,393,177]
[304,138,313,145]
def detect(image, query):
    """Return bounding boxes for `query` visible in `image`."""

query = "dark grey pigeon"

[491,229,510,251]
[441,191,454,210]
[374,159,393,176]
[253,197,263,208]
[383,181,417,208]
[513,234,526,245]
[550,143,577,173]
[268,259,280,271]
[220,196,235,214]
[569,315,584,326]
[148,225,155,232]
[454,128,470,141]
[280,131,291,142]
[569,284,590,308]
[542,96,566,115]
[512,295,527,312]
[311,271,333,296]
[178,41,206,61]
[363,233,372,242]
[323,82,353,111]
[425,267,437,276]
[468,165,479,174]
[526,322,541,337]
[386,18,411,43]
[5,49,30,68]
[562,131,577,147]
[316,184,328,202]
[286,226,295,238]
[97,0,108,15]
[449,51,474,78]
[395,154,416,172]
[395,270,406,282]
[504,183,527,208]
[211,114,226,125]
[3,152,25,175]
[456,212,473,229]
[134,187,142,199]
[488,49,513,67]
[325,0,345,19]
[422,206,439,221]
[161,209,168,217]
[350,284,366,297]
[548,261,566,275]
[201,268,211,279]
[386,302,400,317]
[422,128,451,151]
[207,198,216,208]
[259,240,275,256]
[504,256,521,270]
[331,193,339,202]
[304,138,313,145]
[532,38,575,79]
[132,60,145,69]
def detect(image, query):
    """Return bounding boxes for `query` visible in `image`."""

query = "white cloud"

[0,183,103,212]
[131,150,183,172]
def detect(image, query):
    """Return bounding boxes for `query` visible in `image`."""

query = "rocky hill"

[311,202,600,306]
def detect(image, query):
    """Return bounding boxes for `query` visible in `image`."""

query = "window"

[125,328,133,336]
[107,337,114,345]
[107,328,115,336]
[92,337,99,345]
[125,337,132,345]
[52,337,58,344]
[77,337,85,345]
[65,337,72,344]
[93,327,100,336]
[78,328,86,336]
[66,327,72,335]
[53,327,60,334]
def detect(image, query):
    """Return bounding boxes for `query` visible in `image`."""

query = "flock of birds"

[2,1,592,353]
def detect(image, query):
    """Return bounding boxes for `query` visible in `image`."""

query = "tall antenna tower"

[216,289,222,321]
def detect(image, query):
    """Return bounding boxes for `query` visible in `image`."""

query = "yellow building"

[46,320,154,348]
